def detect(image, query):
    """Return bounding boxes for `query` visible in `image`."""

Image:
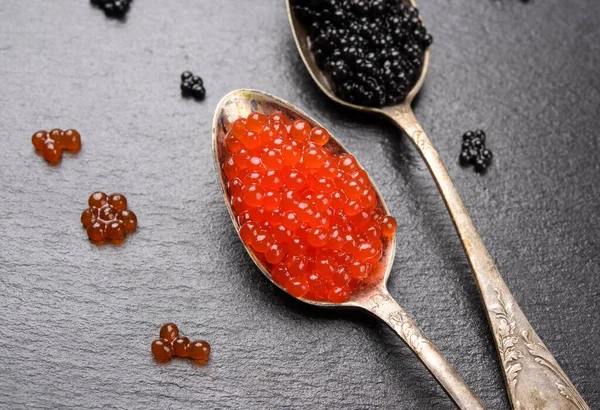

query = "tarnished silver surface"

[212,89,485,410]
[387,107,589,410]
[286,1,589,409]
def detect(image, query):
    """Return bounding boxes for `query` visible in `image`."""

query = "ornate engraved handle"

[383,105,589,410]
[366,290,485,409]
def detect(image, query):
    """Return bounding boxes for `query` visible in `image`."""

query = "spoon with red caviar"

[213,89,484,409]
[287,1,588,409]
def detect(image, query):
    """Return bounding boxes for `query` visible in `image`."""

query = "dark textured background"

[0,1,599,409]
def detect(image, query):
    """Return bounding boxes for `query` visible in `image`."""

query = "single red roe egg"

[108,193,127,211]
[159,322,179,342]
[309,127,330,146]
[81,192,137,244]
[286,278,309,298]
[31,128,81,163]
[61,129,82,151]
[290,119,310,142]
[151,339,173,362]
[221,111,398,303]
[380,216,397,237]
[173,337,190,358]
[189,340,211,361]
[89,191,108,207]
[246,112,268,131]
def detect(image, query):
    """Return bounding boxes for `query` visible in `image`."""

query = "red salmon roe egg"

[159,322,179,342]
[290,119,310,142]
[246,112,268,132]
[151,339,173,362]
[225,132,243,153]
[189,340,211,361]
[81,192,137,244]
[32,129,81,163]
[381,216,397,237]
[223,112,397,303]
[309,127,330,146]
[173,337,190,358]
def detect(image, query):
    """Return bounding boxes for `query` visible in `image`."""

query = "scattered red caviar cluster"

[81,192,137,243]
[151,323,211,363]
[222,111,397,303]
[31,129,81,163]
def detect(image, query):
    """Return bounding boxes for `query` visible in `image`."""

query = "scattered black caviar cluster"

[90,0,132,19]
[291,0,433,107]
[459,130,493,173]
[181,72,206,101]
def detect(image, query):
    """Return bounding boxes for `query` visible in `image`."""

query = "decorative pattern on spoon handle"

[367,291,485,410]
[370,293,430,354]
[384,105,589,410]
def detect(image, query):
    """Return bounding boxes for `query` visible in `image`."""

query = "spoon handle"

[365,289,485,409]
[384,105,589,410]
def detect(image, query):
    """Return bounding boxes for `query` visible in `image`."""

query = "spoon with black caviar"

[213,89,484,409]
[287,1,588,409]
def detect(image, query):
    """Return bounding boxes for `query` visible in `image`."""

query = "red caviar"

[31,129,81,163]
[151,323,210,363]
[81,192,137,244]
[151,339,173,362]
[223,112,397,303]
[159,323,179,342]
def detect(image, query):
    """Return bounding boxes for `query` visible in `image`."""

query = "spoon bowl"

[212,89,484,409]
[287,0,429,112]
[286,2,589,409]
[212,88,395,309]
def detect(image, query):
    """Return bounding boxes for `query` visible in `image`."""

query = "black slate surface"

[0,1,599,409]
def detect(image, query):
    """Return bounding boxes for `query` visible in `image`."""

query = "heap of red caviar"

[31,129,81,163]
[151,323,211,363]
[81,192,137,243]
[222,111,397,303]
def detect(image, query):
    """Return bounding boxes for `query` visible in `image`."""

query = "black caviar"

[291,0,432,107]
[459,130,493,173]
[91,0,132,19]
[181,72,206,101]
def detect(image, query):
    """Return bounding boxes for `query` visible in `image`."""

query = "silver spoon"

[213,89,485,409]
[286,1,589,409]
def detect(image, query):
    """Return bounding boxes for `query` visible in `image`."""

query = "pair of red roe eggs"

[222,111,397,303]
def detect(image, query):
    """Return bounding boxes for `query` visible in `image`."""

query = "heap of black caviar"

[180,72,206,101]
[91,0,132,19]
[459,130,493,173]
[291,0,433,107]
